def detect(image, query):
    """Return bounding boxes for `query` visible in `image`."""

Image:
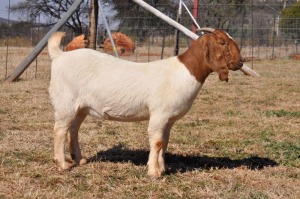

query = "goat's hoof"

[70,155,87,166]
[65,157,75,164]
[54,159,75,171]
[73,157,87,166]
[159,164,167,174]
[79,158,87,165]
[57,163,73,172]
[147,169,162,179]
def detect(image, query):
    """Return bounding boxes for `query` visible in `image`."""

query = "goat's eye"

[217,39,226,45]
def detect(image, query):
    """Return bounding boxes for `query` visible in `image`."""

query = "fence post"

[174,0,182,56]
[88,0,98,50]
[272,14,276,59]
[192,0,199,33]
[4,0,11,79]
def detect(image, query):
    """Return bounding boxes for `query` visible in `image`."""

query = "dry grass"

[0,47,300,198]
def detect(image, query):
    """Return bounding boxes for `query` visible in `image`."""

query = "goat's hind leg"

[67,111,87,166]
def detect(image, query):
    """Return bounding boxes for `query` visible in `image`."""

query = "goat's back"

[49,49,202,122]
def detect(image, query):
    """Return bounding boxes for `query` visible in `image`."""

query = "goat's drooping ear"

[203,35,229,81]
[211,30,243,71]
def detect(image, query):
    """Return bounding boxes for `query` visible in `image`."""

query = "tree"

[280,2,300,41]
[10,0,89,35]
[102,0,179,41]
[197,0,248,33]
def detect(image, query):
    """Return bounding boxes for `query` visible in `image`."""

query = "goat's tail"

[48,32,65,60]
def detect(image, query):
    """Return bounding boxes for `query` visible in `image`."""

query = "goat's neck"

[178,41,211,83]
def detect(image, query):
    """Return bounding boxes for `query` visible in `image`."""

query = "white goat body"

[49,49,202,123]
[48,30,243,177]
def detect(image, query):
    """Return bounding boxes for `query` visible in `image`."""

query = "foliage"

[9,0,89,35]
[102,0,179,41]
[198,0,248,32]
[0,21,33,37]
[280,2,300,41]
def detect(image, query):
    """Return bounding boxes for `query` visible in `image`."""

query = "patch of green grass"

[105,129,117,135]
[1,156,21,167]
[257,130,275,142]
[174,119,210,131]
[263,109,300,118]
[0,108,7,115]
[202,139,256,159]
[248,191,269,199]
[265,141,300,167]
[0,194,7,199]
[0,131,5,141]
[226,110,242,116]
[11,150,52,166]
[251,129,299,167]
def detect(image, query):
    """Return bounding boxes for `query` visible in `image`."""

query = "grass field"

[0,48,300,198]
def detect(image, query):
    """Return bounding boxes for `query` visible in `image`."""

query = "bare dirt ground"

[0,49,300,198]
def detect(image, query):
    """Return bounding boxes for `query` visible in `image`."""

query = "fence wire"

[0,2,299,80]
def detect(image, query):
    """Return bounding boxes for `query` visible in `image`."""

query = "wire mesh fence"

[195,2,300,60]
[0,1,299,81]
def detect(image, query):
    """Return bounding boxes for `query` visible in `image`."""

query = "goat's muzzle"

[235,58,244,70]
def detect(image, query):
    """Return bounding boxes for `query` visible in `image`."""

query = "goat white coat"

[50,50,202,123]
[48,30,243,177]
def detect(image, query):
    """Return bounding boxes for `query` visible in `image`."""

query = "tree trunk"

[88,0,99,49]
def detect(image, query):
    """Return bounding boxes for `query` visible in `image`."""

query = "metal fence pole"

[5,0,84,82]
[131,0,259,77]
[174,0,182,56]
[99,1,119,58]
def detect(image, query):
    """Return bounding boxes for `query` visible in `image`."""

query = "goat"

[47,28,243,178]
[65,34,87,51]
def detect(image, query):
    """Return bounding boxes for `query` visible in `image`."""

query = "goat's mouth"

[232,56,245,70]
[228,61,243,71]
[236,61,244,69]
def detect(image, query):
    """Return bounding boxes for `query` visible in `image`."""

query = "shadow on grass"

[88,144,277,173]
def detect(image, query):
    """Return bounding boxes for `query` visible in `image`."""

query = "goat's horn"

[197,28,215,33]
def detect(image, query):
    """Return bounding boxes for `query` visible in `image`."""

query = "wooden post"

[88,0,99,49]
[5,0,84,82]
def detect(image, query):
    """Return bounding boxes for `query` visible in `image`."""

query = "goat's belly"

[87,105,150,122]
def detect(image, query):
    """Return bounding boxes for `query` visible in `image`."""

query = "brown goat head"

[202,29,243,81]
[179,29,243,83]
[212,29,244,71]
[202,33,230,81]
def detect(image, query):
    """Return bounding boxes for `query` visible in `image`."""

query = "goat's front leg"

[54,124,73,171]
[147,117,169,178]
[158,122,174,174]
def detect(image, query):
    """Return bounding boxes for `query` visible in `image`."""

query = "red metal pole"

[192,0,199,33]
